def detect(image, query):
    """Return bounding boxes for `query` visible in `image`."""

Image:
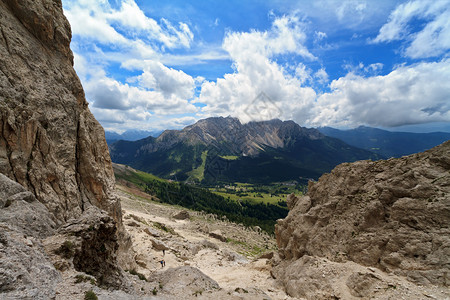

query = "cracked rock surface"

[275,141,450,297]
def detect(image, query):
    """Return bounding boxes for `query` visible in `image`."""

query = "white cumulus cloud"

[63,0,193,51]
[311,59,450,127]
[372,0,450,59]
[130,60,196,99]
[197,14,317,124]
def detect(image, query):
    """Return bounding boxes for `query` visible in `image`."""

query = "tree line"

[143,179,288,233]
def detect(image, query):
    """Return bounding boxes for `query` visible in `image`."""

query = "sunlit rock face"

[276,141,450,287]
[0,2,135,296]
[0,0,121,227]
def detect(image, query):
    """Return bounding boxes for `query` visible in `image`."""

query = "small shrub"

[56,240,75,258]
[152,287,157,295]
[129,269,147,281]
[53,261,68,271]
[75,274,96,285]
[84,290,98,300]
[152,222,177,235]
[129,269,138,275]
[137,273,146,281]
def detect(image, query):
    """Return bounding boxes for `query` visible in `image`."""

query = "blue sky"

[62,0,450,133]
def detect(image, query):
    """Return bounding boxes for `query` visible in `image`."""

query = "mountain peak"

[109,117,379,183]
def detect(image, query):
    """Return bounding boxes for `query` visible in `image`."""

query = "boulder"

[209,230,227,242]
[149,266,220,297]
[173,210,190,220]
[143,227,160,237]
[150,238,170,251]
[200,239,219,250]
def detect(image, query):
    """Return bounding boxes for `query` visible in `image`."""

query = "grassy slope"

[219,155,239,160]
[187,150,207,181]
[211,182,302,205]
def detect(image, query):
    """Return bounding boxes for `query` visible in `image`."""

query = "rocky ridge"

[112,116,345,157]
[275,141,450,298]
[109,116,380,183]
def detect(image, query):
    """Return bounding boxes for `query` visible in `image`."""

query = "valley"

[113,163,290,233]
[85,173,448,300]
[208,181,303,206]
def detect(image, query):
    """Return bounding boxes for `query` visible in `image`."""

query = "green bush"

[128,269,147,281]
[56,240,75,258]
[84,290,98,300]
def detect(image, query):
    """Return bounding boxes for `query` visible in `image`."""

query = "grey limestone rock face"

[0,0,136,297]
[0,174,60,299]
[0,0,134,270]
[275,141,450,287]
[0,225,61,300]
[0,0,120,227]
[0,173,56,238]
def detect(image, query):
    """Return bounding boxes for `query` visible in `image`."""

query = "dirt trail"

[117,184,450,300]
[117,184,294,299]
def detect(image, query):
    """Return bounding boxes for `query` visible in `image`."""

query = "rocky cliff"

[275,141,450,297]
[0,0,120,225]
[0,0,133,297]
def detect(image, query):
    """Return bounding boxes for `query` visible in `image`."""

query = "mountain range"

[105,129,163,144]
[109,117,381,184]
[318,126,450,158]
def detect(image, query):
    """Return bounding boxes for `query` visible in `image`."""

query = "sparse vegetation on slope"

[114,163,288,233]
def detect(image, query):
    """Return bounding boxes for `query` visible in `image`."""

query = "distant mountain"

[105,129,163,144]
[318,126,450,158]
[109,117,380,184]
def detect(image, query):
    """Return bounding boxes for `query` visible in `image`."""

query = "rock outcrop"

[173,210,190,220]
[0,0,134,297]
[150,266,220,295]
[44,206,130,289]
[0,173,59,299]
[0,0,120,227]
[275,141,450,296]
